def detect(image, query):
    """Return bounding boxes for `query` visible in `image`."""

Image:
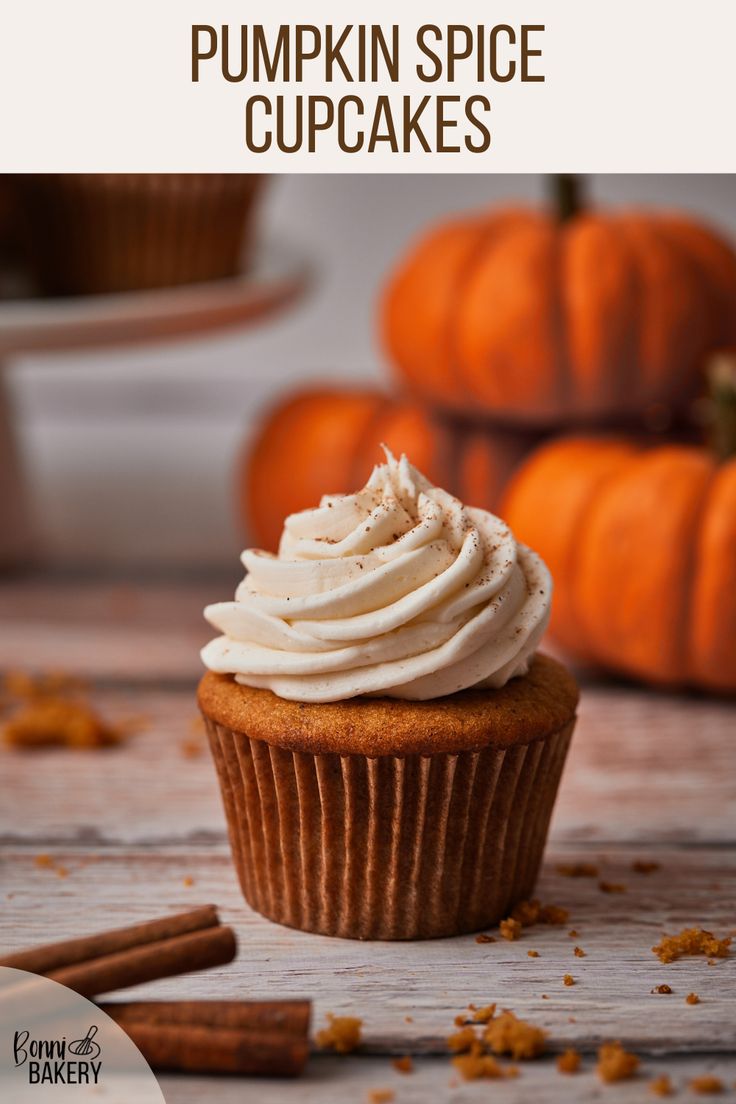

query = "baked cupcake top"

[202,452,551,703]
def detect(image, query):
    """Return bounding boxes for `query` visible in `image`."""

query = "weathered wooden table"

[1,575,734,1102]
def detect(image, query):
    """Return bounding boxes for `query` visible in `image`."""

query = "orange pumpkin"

[503,360,736,691]
[382,177,736,426]
[242,386,541,550]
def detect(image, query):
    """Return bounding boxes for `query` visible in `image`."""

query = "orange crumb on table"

[557,862,599,877]
[35,854,70,877]
[475,933,496,944]
[403,1015,413,1023]
[316,1014,362,1054]
[686,992,700,1005]
[367,1091,394,1104]
[511,899,540,925]
[650,1074,674,1096]
[557,1048,581,1074]
[599,881,627,894]
[484,1011,546,1060]
[539,904,569,925]
[689,1075,724,1094]
[453,1014,466,1027]
[182,876,194,887]
[652,984,673,994]
[179,736,206,759]
[574,946,586,958]
[447,1027,477,1052]
[541,994,549,999]
[451,1053,506,1080]
[392,1056,413,1074]
[597,1041,640,1082]
[2,698,126,749]
[563,974,575,987]
[2,670,86,700]
[568,929,579,938]
[527,950,539,958]
[471,1004,496,1024]
[510,899,570,927]
[652,928,731,964]
[500,918,522,941]
[633,860,660,874]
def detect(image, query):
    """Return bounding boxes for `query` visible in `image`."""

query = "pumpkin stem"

[707,350,736,461]
[553,174,584,222]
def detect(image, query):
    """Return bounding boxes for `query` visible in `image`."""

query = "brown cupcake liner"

[203,716,574,940]
[13,174,264,295]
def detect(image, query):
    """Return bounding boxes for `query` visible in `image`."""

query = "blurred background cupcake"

[9,173,265,295]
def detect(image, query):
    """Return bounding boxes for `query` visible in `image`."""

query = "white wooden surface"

[1,577,735,1103]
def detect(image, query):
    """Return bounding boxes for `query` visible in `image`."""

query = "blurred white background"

[8,174,736,570]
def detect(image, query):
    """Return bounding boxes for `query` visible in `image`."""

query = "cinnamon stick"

[48,925,237,998]
[101,999,311,1037]
[117,1021,309,1076]
[0,905,220,975]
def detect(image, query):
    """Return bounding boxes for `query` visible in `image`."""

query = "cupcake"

[199,452,577,940]
[12,174,264,296]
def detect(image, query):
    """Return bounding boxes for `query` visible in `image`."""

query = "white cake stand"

[0,241,310,568]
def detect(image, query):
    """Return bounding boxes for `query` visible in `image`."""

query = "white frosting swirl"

[202,452,551,703]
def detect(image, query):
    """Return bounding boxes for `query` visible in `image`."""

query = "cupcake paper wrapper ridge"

[203,716,574,940]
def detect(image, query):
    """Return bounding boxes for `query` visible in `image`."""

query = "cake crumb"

[689,1076,724,1094]
[539,903,569,925]
[392,1056,413,1074]
[316,1014,362,1054]
[652,928,731,964]
[563,974,575,987]
[367,1091,394,1104]
[652,984,673,994]
[574,946,586,958]
[3,698,126,749]
[447,1027,477,1053]
[475,933,496,944]
[557,862,598,878]
[451,1053,506,1080]
[557,1048,581,1074]
[527,950,539,958]
[453,1014,466,1027]
[568,929,580,938]
[484,1011,546,1060]
[599,881,627,894]
[499,917,522,941]
[686,992,700,1005]
[1,670,140,750]
[650,1074,673,1096]
[403,1015,413,1023]
[633,860,660,874]
[470,1004,496,1024]
[179,736,206,759]
[597,1041,639,1082]
[507,898,570,928]
[35,854,70,878]
[182,876,194,887]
